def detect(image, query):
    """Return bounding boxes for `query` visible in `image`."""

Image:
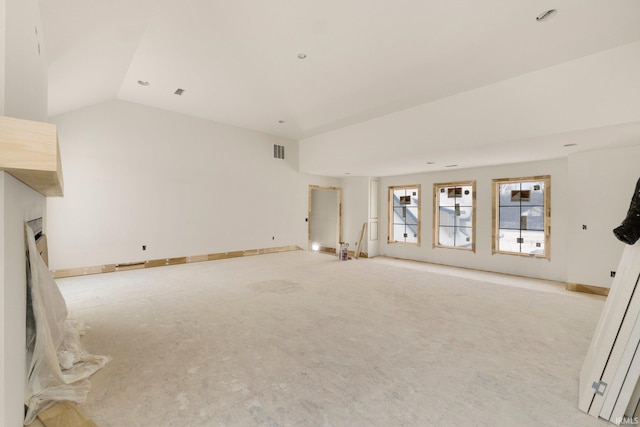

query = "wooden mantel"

[0,116,64,197]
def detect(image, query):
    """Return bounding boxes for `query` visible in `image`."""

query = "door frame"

[308,185,342,252]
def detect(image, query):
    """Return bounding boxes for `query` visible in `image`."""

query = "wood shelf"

[0,116,63,196]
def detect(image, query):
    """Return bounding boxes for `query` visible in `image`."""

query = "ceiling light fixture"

[297,53,307,59]
[563,143,578,147]
[426,161,435,165]
[536,9,557,22]
[278,120,286,124]
[137,80,150,86]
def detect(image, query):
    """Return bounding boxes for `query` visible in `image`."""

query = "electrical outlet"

[611,271,616,278]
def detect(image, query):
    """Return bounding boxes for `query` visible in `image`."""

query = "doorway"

[308,186,342,253]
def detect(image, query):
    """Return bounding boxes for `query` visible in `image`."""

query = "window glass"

[433,182,475,251]
[493,177,549,258]
[389,186,421,245]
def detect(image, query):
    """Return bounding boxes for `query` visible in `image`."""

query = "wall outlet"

[611,271,616,278]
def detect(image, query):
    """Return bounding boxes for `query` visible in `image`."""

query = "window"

[433,181,475,251]
[493,176,550,258]
[388,185,420,245]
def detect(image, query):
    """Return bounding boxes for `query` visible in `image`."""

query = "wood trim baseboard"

[51,245,302,279]
[566,283,610,297]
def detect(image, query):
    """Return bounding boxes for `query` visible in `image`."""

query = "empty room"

[3,1,640,426]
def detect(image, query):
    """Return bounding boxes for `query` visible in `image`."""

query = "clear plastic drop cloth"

[24,226,110,425]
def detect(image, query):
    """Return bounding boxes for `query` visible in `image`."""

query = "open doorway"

[308,185,342,253]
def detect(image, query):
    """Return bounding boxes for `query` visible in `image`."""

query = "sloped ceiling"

[40,0,640,176]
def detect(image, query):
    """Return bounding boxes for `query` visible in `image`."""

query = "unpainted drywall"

[568,145,640,288]
[0,0,5,116]
[1,1,49,423]
[1,172,46,427]
[4,0,47,121]
[46,100,339,270]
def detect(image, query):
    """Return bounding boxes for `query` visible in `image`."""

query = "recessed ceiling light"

[278,120,286,124]
[536,9,557,22]
[297,53,307,59]
[174,88,185,96]
[137,80,150,86]
[426,161,435,165]
[563,143,578,147]
[345,172,351,175]
[445,164,458,168]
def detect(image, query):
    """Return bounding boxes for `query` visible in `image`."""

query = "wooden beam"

[0,116,64,196]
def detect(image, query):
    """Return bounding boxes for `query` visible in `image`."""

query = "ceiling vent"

[174,88,185,96]
[273,144,285,160]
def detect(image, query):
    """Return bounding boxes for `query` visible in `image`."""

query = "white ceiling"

[40,0,640,175]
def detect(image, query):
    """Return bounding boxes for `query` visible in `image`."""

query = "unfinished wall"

[341,177,368,252]
[341,176,381,256]
[3,0,47,121]
[47,100,339,270]
[568,145,640,288]
[1,173,46,427]
[1,0,49,424]
[380,158,569,282]
[0,0,5,116]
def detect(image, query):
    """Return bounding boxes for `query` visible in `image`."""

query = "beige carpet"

[57,251,609,426]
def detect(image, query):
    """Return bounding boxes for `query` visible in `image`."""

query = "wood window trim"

[388,184,421,246]
[433,180,476,252]
[492,175,551,259]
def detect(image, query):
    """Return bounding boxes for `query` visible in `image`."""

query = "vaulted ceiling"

[40,0,640,175]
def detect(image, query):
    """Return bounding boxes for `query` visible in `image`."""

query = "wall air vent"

[273,144,285,159]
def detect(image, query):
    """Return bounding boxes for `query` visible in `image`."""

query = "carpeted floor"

[56,251,609,426]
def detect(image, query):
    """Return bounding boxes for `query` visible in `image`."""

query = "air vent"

[273,144,285,159]
[174,88,185,96]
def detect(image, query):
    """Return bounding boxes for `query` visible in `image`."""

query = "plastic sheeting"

[614,177,640,245]
[24,226,110,425]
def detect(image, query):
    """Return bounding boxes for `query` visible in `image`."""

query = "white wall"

[341,177,369,251]
[1,173,46,427]
[3,0,47,121]
[1,1,49,424]
[47,100,339,270]
[0,0,5,116]
[379,158,569,282]
[568,145,640,288]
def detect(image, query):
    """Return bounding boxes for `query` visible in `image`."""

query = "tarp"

[24,226,110,425]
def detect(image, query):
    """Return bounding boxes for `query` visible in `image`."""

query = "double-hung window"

[433,181,476,251]
[388,185,421,245]
[493,176,550,258]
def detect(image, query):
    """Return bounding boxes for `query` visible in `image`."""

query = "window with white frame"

[493,176,550,258]
[433,181,475,251]
[388,185,420,245]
